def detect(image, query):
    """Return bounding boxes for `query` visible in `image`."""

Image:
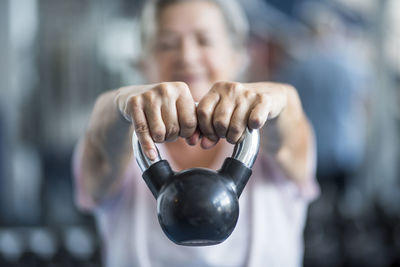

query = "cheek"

[145,55,174,82]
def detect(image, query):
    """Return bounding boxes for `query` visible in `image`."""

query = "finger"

[200,136,219,149]
[131,105,158,160]
[197,92,220,141]
[161,98,180,142]
[226,103,251,144]
[176,95,197,138]
[143,104,166,143]
[213,98,236,138]
[248,100,270,130]
[185,128,201,146]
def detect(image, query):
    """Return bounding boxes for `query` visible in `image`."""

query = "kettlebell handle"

[132,127,260,172]
[132,127,260,246]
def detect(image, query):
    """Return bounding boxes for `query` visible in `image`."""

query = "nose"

[178,37,200,67]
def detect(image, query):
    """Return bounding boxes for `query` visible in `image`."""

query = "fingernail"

[201,137,218,149]
[146,149,157,160]
[186,137,196,146]
[209,135,218,141]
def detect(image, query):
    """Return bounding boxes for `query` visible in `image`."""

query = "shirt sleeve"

[295,129,320,202]
[72,139,139,213]
[260,119,320,203]
[259,152,319,204]
[72,138,98,212]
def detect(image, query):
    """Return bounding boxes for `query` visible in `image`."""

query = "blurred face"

[144,0,242,101]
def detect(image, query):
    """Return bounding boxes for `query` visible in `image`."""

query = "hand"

[197,81,287,149]
[115,82,197,160]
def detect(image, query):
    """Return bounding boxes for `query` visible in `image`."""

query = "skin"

[77,0,314,206]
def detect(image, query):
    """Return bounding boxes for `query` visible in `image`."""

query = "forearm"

[78,90,133,206]
[262,84,315,185]
[76,81,199,207]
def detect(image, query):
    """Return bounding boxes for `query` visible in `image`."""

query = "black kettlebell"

[132,128,260,246]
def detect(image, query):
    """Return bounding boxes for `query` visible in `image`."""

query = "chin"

[187,82,212,101]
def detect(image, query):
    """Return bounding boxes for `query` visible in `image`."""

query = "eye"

[197,35,214,47]
[155,38,179,51]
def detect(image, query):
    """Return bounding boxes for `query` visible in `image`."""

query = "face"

[143,0,243,101]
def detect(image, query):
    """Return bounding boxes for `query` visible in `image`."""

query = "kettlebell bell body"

[132,128,260,246]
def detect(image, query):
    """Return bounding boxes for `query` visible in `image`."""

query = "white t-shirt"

[74,144,319,267]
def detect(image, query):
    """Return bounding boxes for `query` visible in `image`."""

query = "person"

[73,0,319,266]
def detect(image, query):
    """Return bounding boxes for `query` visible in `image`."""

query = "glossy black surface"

[157,168,239,246]
[142,158,252,246]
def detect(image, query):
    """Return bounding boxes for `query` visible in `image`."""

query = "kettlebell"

[132,128,260,246]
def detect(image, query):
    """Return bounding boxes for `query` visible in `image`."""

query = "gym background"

[0,0,399,266]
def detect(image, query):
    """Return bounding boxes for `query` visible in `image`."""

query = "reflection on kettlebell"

[132,128,260,246]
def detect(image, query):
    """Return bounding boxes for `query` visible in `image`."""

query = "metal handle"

[132,128,260,172]
[231,128,260,168]
[132,134,162,172]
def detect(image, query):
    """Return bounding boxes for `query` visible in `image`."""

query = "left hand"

[195,81,288,149]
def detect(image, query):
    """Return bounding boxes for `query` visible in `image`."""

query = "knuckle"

[142,91,155,102]
[214,120,228,133]
[226,135,238,144]
[258,93,270,104]
[148,103,159,113]
[174,81,189,91]
[212,81,231,94]
[199,124,215,136]
[227,125,243,144]
[227,133,240,144]
[229,82,242,93]
[166,124,179,138]
[229,81,241,89]
[140,140,154,151]
[156,83,170,96]
[151,129,166,142]
[229,123,243,136]
[158,82,169,90]
[243,90,256,100]
[135,122,149,134]
[197,107,211,121]
[217,109,229,118]
[181,118,197,130]
[213,81,226,88]
[128,95,141,108]
[249,116,263,128]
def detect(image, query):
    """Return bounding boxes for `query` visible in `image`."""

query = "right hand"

[115,82,198,160]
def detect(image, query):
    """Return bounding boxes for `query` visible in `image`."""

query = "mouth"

[173,73,205,85]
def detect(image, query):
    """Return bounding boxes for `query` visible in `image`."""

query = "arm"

[74,83,197,208]
[75,90,133,208]
[196,81,315,186]
[263,84,315,186]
